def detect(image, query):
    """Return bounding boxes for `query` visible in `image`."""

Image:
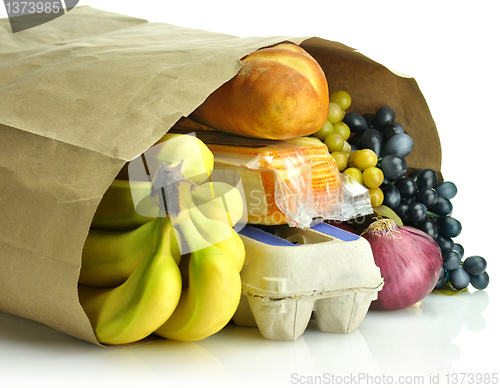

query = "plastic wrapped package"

[171,119,373,228]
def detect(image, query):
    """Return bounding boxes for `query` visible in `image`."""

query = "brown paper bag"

[0,6,440,345]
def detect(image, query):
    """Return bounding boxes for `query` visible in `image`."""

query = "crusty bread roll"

[189,43,329,140]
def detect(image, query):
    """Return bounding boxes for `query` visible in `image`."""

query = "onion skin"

[362,219,443,311]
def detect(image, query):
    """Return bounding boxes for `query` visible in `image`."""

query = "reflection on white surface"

[0,290,495,388]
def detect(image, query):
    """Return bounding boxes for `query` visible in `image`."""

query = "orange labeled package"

[171,119,372,228]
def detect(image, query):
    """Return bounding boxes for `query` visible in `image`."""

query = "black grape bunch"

[344,106,489,292]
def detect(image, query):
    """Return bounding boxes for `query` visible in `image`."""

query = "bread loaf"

[190,43,329,140]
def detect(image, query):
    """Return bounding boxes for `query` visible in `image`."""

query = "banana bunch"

[91,132,215,231]
[79,133,246,345]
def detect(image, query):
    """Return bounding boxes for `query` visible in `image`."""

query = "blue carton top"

[238,225,294,246]
[311,222,359,242]
[238,222,359,246]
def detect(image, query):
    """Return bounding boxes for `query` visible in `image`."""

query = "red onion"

[362,218,443,311]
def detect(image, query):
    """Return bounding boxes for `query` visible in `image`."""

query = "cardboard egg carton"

[233,222,384,341]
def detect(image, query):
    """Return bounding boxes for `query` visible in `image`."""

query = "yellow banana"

[189,204,245,272]
[172,175,246,271]
[91,179,157,231]
[141,163,244,342]
[191,180,245,227]
[144,132,214,185]
[155,244,241,342]
[155,209,241,341]
[78,216,182,345]
[79,217,181,288]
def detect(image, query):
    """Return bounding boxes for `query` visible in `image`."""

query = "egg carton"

[233,222,384,341]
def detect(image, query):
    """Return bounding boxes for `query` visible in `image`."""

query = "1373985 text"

[5,1,62,15]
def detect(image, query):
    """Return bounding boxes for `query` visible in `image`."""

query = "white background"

[1,1,499,387]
